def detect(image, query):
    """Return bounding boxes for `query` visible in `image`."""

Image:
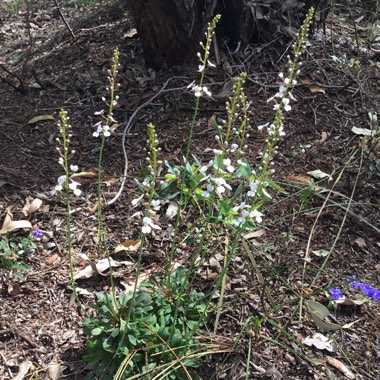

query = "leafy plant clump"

[0,233,36,281]
[83,268,208,379]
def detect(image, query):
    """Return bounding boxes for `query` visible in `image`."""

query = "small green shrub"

[83,268,208,379]
[0,233,35,281]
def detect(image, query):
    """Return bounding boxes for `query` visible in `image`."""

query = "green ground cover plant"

[0,232,38,281]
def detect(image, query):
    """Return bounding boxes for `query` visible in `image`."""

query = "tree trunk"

[126,0,207,69]
[127,0,326,69]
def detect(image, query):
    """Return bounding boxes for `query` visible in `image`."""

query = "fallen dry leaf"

[8,281,21,296]
[103,177,119,187]
[308,84,326,94]
[13,360,32,380]
[354,237,366,248]
[303,333,336,352]
[47,254,61,265]
[124,28,137,38]
[243,229,265,240]
[283,175,312,185]
[320,131,328,143]
[0,206,32,234]
[21,197,43,217]
[74,258,133,280]
[326,356,355,379]
[114,239,141,253]
[120,272,150,294]
[208,257,221,271]
[71,170,97,179]
[44,362,63,380]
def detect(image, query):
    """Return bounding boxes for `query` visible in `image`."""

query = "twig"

[31,68,46,90]
[0,63,26,93]
[53,0,76,38]
[104,76,188,208]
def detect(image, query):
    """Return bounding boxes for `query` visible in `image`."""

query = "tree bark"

[127,0,207,68]
[127,0,326,69]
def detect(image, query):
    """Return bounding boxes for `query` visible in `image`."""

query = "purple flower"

[349,280,363,290]
[329,288,344,300]
[345,275,380,301]
[359,283,375,298]
[32,229,42,239]
[372,289,380,301]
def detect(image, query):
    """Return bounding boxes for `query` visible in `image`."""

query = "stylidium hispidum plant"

[51,109,83,309]
[51,110,81,198]
[256,8,314,186]
[92,47,121,296]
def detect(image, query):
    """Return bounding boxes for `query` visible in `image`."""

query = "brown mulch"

[1,1,379,379]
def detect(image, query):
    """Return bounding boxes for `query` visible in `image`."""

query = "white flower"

[131,194,144,206]
[70,165,78,172]
[93,123,111,138]
[250,210,264,223]
[241,209,249,218]
[57,175,66,184]
[58,157,64,166]
[151,199,161,210]
[103,125,111,137]
[50,184,63,196]
[194,87,202,97]
[282,98,291,112]
[213,149,223,155]
[214,178,231,194]
[142,217,152,234]
[230,143,238,152]
[72,187,82,196]
[142,216,161,234]
[200,165,208,173]
[69,180,82,196]
[198,64,205,72]
[202,184,214,197]
[203,86,212,97]
[223,158,235,173]
[94,110,104,115]
[207,60,216,67]
[142,224,151,234]
[278,125,285,136]
[247,182,258,197]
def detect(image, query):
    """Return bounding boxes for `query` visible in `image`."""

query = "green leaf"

[27,115,55,125]
[91,327,103,336]
[312,249,330,257]
[128,334,137,346]
[8,51,24,65]
[236,162,251,177]
[309,313,342,331]
[266,179,287,194]
[305,300,330,318]
[305,300,342,331]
